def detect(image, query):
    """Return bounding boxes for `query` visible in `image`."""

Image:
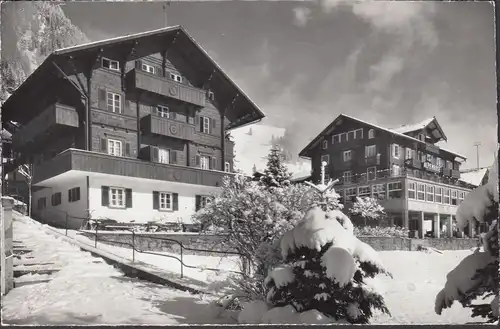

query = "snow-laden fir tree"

[262,168,392,324]
[350,196,386,227]
[435,156,499,323]
[259,147,292,188]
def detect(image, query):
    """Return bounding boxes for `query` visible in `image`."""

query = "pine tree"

[435,157,499,323]
[259,148,292,188]
[264,181,391,324]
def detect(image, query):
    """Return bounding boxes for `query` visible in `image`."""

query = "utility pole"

[474,142,481,169]
[163,1,171,27]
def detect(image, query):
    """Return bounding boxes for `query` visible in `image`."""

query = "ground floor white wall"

[88,175,220,224]
[33,172,222,227]
[32,177,88,229]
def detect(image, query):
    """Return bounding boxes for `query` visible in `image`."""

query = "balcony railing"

[32,148,233,187]
[127,69,206,107]
[12,103,79,149]
[336,167,473,190]
[361,155,381,166]
[404,158,422,169]
[140,114,221,148]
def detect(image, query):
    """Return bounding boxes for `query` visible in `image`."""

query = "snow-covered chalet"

[299,114,478,239]
[1,26,265,228]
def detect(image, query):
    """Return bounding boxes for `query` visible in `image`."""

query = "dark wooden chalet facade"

[299,114,477,238]
[1,26,265,189]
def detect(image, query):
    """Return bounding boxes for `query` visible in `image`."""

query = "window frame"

[372,184,386,200]
[157,105,169,118]
[225,162,231,172]
[458,191,465,204]
[443,188,451,204]
[365,145,376,158]
[102,57,120,71]
[392,144,400,159]
[347,131,355,141]
[106,91,121,113]
[426,185,435,202]
[435,187,443,203]
[345,187,357,202]
[107,139,123,157]
[368,129,375,139]
[451,190,458,206]
[408,181,416,199]
[141,63,155,74]
[343,150,352,162]
[158,148,170,164]
[200,155,210,169]
[354,128,363,139]
[109,187,126,209]
[170,73,183,83]
[202,116,211,134]
[332,134,341,144]
[417,183,425,201]
[388,181,403,199]
[322,140,328,149]
[321,154,330,165]
[343,171,352,184]
[159,192,173,211]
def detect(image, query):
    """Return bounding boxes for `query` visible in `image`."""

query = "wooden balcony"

[425,143,440,155]
[32,148,232,187]
[440,167,452,177]
[127,69,206,107]
[451,169,461,179]
[140,114,221,148]
[361,155,381,166]
[12,103,79,150]
[423,161,441,173]
[404,158,422,169]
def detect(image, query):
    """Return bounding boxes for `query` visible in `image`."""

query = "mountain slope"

[1,1,89,103]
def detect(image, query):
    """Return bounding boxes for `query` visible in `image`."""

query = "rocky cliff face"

[1,1,89,103]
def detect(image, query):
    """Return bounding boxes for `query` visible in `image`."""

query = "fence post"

[65,213,68,236]
[180,244,184,279]
[95,222,98,248]
[132,230,135,263]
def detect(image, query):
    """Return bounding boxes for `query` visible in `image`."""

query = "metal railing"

[34,208,246,279]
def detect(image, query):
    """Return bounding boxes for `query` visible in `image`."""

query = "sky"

[59,0,497,170]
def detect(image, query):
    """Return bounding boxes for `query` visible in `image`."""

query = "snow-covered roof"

[299,114,465,160]
[391,117,435,134]
[3,25,265,130]
[459,168,489,187]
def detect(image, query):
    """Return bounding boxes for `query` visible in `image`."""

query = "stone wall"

[82,231,480,255]
[1,197,14,295]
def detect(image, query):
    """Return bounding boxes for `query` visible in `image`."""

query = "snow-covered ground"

[3,215,485,325]
[2,217,238,325]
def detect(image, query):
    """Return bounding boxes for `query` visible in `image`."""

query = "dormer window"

[170,73,183,83]
[102,57,120,71]
[141,63,155,74]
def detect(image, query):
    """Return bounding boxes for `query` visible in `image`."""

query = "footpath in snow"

[1,216,237,325]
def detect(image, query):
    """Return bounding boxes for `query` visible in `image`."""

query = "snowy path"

[1,217,237,325]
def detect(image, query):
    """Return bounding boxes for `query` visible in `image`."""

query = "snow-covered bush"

[435,156,499,323]
[262,182,392,324]
[349,196,386,227]
[354,225,409,238]
[193,174,342,300]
